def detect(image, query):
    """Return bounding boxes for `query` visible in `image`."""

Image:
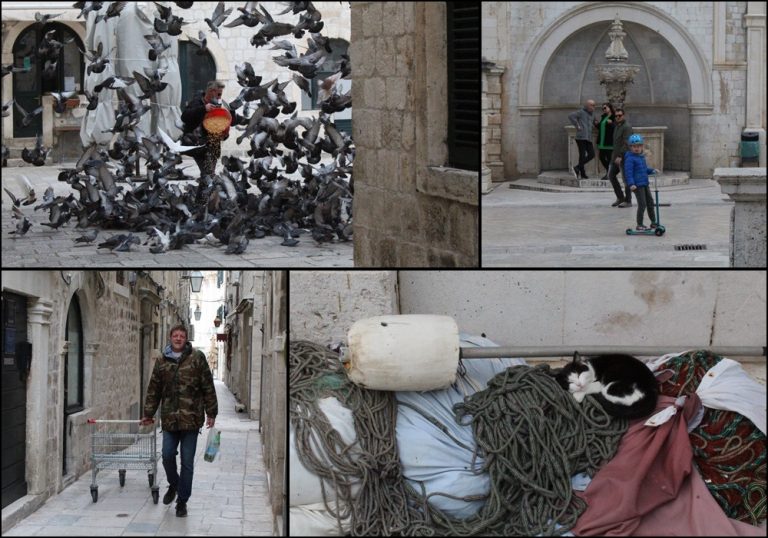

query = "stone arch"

[1,20,87,137]
[519,2,713,112]
[59,274,97,410]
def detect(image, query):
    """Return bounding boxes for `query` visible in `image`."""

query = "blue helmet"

[628,134,644,145]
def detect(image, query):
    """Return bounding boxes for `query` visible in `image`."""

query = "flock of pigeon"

[5,1,354,256]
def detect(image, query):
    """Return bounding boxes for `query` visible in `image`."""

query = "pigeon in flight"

[205,2,233,39]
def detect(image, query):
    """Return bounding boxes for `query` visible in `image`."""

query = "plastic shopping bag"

[204,427,220,462]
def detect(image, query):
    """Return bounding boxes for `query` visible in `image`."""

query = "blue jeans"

[162,430,199,503]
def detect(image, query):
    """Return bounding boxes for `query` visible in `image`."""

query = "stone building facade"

[351,2,479,267]
[1,1,350,161]
[482,1,767,180]
[221,270,286,526]
[1,270,191,525]
[189,271,227,379]
[221,270,264,418]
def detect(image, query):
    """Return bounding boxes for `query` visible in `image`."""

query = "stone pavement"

[3,381,276,536]
[482,178,732,267]
[2,165,352,268]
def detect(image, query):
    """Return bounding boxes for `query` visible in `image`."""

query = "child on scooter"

[624,134,658,231]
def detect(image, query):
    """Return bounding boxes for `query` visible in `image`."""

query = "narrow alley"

[4,381,272,536]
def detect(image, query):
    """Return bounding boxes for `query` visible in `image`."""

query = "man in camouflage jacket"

[142,324,217,517]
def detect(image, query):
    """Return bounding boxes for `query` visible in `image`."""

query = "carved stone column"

[26,299,54,495]
[714,168,767,267]
[482,62,505,192]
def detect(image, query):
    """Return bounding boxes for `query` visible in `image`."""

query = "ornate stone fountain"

[595,14,640,110]
[544,14,684,187]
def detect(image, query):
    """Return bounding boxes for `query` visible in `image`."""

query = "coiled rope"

[290,341,628,536]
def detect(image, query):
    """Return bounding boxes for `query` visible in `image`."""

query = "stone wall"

[482,63,504,186]
[398,270,767,351]
[222,271,265,416]
[351,2,478,266]
[290,271,398,343]
[259,271,287,526]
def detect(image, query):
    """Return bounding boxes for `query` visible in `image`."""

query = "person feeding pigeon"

[180,80,231,196]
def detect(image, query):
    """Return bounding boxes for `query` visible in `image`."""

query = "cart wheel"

[655,228,665,236]
[119,469,126,487]
[148,473,154,487]
[91,486,98,503]
[152,488,159,505]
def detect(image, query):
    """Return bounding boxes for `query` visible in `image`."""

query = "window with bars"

[446,2,480,171]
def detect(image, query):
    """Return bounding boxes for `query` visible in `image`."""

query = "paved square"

[482,179,732,267]
[3,165,353,268]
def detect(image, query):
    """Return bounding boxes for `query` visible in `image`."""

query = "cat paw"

[572,391,587,403]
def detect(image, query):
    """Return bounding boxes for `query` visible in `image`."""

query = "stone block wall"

[351,2,479,266]
[290,270,398,343]
[482,64,504,183]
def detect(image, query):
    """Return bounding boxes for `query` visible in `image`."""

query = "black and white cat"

[555,351,658,419]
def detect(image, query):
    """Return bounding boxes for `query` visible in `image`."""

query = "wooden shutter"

[446,2,480,171]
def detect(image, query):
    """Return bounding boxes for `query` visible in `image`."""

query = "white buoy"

[344,315,460,391]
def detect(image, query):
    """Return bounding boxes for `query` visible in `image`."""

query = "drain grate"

[674,244,707,251]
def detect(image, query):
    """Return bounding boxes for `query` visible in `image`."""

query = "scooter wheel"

[655,228,664,236]
[626,229,632,235]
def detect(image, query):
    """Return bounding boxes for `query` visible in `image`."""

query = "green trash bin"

[740,132,759,161]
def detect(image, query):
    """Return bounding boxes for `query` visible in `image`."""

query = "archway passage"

[12,22,85,138]
[540,21,691,171]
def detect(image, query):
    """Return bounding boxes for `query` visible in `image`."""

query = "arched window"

[65,297,84,412]
[12,22,84,138]
[178,42,216,108]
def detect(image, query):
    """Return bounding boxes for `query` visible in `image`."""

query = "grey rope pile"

[290,342,628,536]
[444,364,628,535]
[290,340,434,536]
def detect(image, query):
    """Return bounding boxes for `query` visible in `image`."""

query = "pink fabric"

[573,394,764,536]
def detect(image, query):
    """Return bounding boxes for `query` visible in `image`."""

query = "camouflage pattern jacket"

[144,343,218,432]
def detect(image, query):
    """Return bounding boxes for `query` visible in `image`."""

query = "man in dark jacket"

[142,324,217,517]
[180,80,230,188]
[608,108,634,207]
[568,99,596,179]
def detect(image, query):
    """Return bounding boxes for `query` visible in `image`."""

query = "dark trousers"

[634,185,656,226]
[191,140,222,203]
[608,159,632,204]
[575,139,595,175]
[598,149,612,176]
[162,430,199,503]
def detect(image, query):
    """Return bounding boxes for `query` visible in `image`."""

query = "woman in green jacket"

[596,102,615,180]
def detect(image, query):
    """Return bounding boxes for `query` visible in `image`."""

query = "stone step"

[517,171,691,192]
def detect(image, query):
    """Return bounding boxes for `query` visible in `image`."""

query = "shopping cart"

[87,419,160,504]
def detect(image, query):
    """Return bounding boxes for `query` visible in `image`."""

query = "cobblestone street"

[4,381,274,537]
[3,166,353,268]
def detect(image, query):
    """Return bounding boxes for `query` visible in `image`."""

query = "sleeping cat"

[555,351,658,419]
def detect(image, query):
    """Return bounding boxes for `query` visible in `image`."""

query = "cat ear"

[573,351,582,363]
